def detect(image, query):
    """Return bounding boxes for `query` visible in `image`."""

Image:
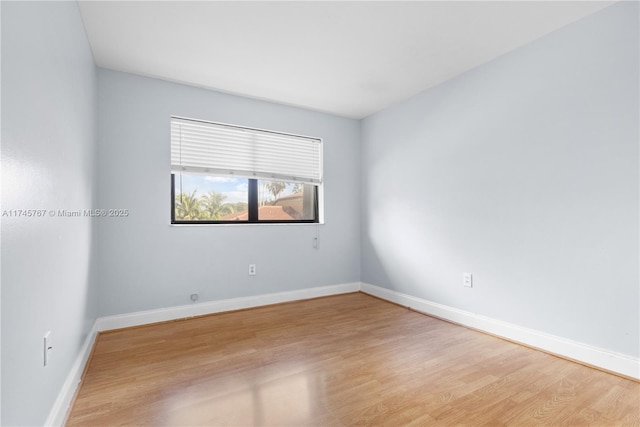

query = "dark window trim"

[248,179,258,222]
[171,174,319,225]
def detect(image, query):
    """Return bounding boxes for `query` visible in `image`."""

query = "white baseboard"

[45,282,360,426]
[44,323,98,427]
[45,280,639,425]
[360,282,640,380]
[95,282,361,332]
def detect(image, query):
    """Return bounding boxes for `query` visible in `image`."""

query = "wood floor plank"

[66,292,639,426]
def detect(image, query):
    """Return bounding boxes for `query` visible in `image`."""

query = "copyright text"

[2,209,130,218]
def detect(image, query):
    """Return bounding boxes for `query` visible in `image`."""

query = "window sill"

[169,221,324,227]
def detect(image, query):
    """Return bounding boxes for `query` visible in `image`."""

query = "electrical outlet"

[463,272,473,288]
[43,331,52,367]
[248,264,256,276]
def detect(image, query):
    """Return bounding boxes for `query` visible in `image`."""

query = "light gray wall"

[1,1,636,424]
[361,2,639,358]
[1,2,98,426]
[97,70,361,316]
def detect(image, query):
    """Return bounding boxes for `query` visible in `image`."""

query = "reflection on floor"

[66,292,640,426]
[166,367,315,425]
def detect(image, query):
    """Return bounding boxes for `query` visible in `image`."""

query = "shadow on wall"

[363,199,466,304]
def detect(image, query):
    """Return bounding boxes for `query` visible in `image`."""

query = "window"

[171,117,322,224]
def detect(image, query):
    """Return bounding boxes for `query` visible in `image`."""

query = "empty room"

[1,1,638,426]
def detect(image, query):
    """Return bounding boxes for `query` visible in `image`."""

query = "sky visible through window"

[174,174,248,203]
[173,174,299,203]
[173,173,314,221]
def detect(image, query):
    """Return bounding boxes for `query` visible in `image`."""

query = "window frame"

[170,174,320,225]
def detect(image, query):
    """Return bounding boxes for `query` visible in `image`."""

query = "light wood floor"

[66,292,639,426]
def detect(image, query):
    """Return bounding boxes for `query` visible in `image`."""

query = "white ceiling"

[78,1,614,119]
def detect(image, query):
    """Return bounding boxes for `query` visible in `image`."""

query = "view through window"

[172,174,318,223]
[170,117,322,224]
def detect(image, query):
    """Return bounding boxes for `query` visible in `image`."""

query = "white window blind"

[171,117,322,184]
